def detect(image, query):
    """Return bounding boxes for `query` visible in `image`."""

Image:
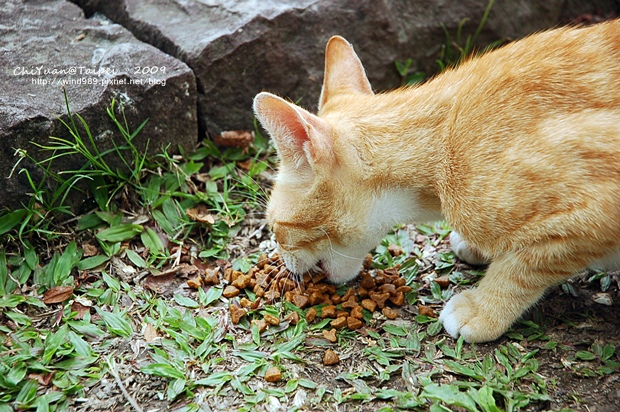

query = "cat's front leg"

[449,231,489,266]
[439,253,570,342]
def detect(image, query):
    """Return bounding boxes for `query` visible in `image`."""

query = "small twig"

[106,355,144,412]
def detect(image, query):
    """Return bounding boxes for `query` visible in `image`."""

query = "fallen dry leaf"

[144,323,159,342]
[111,256,137,283]
[70,300,91,320]
[28,372,54,386]
[214,130,253,148]
[143,272,178,294]
[186,204,215,224]
[82,242,98,257]
[177,263,201,277]
[43,286,75,304]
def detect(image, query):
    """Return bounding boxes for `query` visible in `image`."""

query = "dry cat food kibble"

[221,253,414,329]
[264,366,283,383]
[323,349,340,366]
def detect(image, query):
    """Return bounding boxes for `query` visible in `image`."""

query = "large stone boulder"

[73,0,618,134]
[0,0,197,211]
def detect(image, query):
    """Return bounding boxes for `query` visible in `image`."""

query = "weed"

[437,0,501,71]
[395,0,502,86]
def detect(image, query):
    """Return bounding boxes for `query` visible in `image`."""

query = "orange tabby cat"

[253,21,620,343]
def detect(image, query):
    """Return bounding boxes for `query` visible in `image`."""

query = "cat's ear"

[254,92,333,171]
[319,36,374,110]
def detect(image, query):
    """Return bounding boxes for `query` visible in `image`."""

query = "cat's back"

[447,19,620,124]
[438,20,620,253]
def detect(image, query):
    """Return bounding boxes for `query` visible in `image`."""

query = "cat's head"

[253,36,385,283]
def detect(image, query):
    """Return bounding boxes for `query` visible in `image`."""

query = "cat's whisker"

[320,228,359,261]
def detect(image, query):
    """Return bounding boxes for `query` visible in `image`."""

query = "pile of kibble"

[214,253,412,326]
[191,253,417,368]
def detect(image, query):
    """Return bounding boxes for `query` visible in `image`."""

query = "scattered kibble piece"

[418,305,437,318]
[361,298,377,312]
[341,296,359,309]
[239,297,253,308]
[223,267,234,283]
[232,274,251,289]
[330,316,347,329]
[387,244,403,256]
[253,284,265,298]
[382,307,398,320]
[223,285,240,298]
[389,292,405,306]
[292,294,309,309]
[397,285,413,293]
[336,310,349,319]
[203,268,220,285]
[252,319,268,333]
[284,311,300,325]
[256,254,269,269]
[186,276,202,289]
[321,305,337,318]
[324,349,340,365]
[347,316,363,330]
[379,283,397,295]
[263,288,281,302]
[350,305,364,319]
[264,366,282,382]
[357,286,370,298]
[308,291,324,306]
[341,288,356,302]
[322,328,338,343]
[264,313,281,326]
[229,305,247,324]
[369,291,390,309]
[392,277,407,287]
[434,274,451,288]
[306,307,317,322]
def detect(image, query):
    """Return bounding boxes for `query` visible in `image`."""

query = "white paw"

[449,231,488,266]
[439,290,507,343]
[439,292,473,340]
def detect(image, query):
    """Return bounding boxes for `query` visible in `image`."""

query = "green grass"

[0,95,273,411]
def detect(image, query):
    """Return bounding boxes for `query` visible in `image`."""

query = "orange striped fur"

[254,20,620,342]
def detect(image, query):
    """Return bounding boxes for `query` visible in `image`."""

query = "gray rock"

[0,0,197,211]
[72,0,618,134]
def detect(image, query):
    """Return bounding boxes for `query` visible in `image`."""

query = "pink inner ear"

[319,36,373,110]
[254,92,333,169]
[278,106,311,148]
[254,93,310,151]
